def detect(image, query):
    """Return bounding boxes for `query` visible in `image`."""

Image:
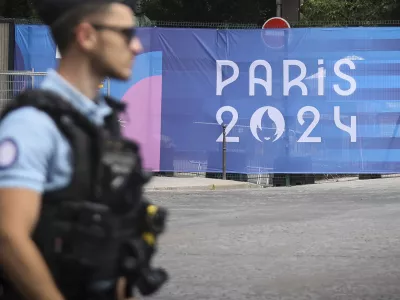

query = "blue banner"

[14,25,400,174]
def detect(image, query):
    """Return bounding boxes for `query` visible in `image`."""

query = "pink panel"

[120,75,162,171]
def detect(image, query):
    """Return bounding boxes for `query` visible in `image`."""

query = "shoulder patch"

[0,138,18,169]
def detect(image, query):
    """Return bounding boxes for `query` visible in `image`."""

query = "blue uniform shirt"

[0,69,112,193]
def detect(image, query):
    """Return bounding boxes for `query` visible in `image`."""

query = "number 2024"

[215,105,356,143]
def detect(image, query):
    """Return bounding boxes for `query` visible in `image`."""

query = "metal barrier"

[0,71,111,112]
[0,71,47,111]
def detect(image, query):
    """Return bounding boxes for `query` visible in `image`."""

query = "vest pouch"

[99,138,148,213]
[51,200,140,282]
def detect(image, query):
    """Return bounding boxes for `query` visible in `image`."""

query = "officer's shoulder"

[0,106,61,137]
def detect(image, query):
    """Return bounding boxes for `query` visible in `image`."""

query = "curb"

[315,177,360,184]
[145,182,262,192]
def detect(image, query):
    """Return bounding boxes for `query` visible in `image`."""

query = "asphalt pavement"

[143,176,400,300]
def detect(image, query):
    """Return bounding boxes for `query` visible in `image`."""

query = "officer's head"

[35,0,143,81]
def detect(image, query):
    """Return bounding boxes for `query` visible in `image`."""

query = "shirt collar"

[40,69,112,125]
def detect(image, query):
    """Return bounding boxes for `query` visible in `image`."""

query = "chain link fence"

[3,17,400,185]
[4,16,400,27]
[148,19,400,28]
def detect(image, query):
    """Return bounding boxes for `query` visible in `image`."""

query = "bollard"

[222,124,227,180]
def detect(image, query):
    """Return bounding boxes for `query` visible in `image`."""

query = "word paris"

[216,58,356,96]
[215,105,356,144]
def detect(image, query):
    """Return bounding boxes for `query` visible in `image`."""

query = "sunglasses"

[91,24,137,41]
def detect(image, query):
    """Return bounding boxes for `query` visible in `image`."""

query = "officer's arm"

[0,108,65,300]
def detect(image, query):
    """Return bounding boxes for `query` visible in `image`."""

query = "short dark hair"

[50,3,112,54]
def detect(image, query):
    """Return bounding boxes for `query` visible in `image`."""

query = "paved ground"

[143,177,400,300]
[145,176,259,191]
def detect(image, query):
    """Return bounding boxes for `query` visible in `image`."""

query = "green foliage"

[141,0,275,23]
[300,0,398,22]
[2,0,400,25]
[0,0,38,19]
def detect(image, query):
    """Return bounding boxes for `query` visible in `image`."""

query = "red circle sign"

[262,17,290,29]
[261,17,290,49]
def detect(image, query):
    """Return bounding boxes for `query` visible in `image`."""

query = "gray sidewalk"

[144,174,399,191]
[144,176,260,191]
[144,174,373,191]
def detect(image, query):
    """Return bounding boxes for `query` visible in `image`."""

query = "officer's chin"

[108,68,132,81]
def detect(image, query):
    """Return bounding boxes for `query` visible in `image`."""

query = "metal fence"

[0,71,47,110]
[148,19,400,28]
[3,18,400,185]
[4,16,400,28]
[0,71,111,107]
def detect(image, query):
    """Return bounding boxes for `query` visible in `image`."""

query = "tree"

[0,0,38,19]
[300,0,398,22]
[141,0,276,24]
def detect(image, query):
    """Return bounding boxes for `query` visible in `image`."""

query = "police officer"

[0,0,168,300]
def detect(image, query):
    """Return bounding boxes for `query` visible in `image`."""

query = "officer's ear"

[75,22,99,52]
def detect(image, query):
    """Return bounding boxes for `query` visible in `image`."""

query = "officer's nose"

[130,37,143,56]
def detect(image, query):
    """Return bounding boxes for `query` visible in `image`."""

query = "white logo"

[0,139,18,168]
[250,106,285,142]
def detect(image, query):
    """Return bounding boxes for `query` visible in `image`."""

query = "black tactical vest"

[0,89,151,300]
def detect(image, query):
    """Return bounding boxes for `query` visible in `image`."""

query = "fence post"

[31,68,34,89]
[222,124,227,180]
